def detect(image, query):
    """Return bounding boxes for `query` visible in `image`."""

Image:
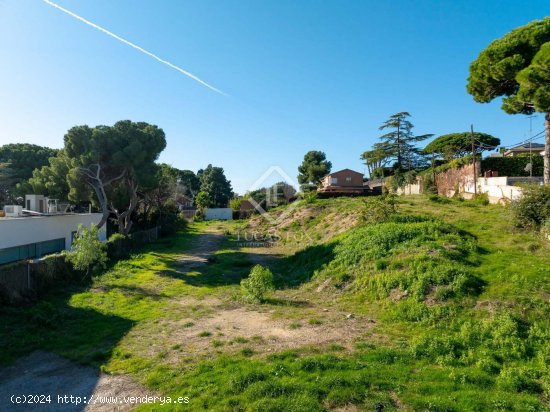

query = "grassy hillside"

[0,195,548,411]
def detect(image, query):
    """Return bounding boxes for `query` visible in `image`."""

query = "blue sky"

[0,0,549,193]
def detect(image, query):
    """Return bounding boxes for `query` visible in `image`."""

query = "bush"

[300,192,318,204]
[428,194,451,204]
[472,193,490,206]
[106,233,132,260]
[422,174,438,194]
[65,224,107,277]
[241,265,275,302]
[363,194,398,223]
[511,185,550,230]
[33,254,74,287]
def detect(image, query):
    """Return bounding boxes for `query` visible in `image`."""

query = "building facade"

[317,169,367,195]
[0,213,106,265]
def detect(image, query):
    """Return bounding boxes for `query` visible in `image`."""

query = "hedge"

[0,254,77,305]
[481,156,544,177]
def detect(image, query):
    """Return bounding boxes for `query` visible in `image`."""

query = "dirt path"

[174,225,225,270]
[0,351,155,411]
[0,228,226,412]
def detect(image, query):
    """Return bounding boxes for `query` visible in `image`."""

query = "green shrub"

[363,194,398,223]
[511,185,550,230]
[472,193,490,206]
[422,174,438,194]
[300,191,318,204]
[65,224,107,277]
[106,233,131,260]
[496,367,542,393]
[240,265,275,303]
[428,194,451,204]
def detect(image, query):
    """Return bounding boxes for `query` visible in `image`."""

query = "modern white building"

[0,195,105,265]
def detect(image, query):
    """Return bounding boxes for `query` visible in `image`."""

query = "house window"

[331,177,338,184]
[26,200,31,210]
[346,176,352,182]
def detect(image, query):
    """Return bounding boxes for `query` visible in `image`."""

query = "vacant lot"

[0,196,548,411]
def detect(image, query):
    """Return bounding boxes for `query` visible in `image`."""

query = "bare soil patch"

[161,306,371,362]
[174,227,225,270]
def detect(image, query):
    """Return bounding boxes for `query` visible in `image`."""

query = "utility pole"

[431,151,436,190]
[528,114,535,178]
[471,124,477,195]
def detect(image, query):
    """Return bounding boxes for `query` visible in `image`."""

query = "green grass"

[0,198,548,411]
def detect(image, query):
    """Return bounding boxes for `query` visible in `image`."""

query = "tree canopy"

[0,144,59,182]
[178,170,200,197]
[199,164,233,208]
[64,120,166,234]
[361,144,389,178]
[467,17,550,183]
[467,17,550,113]
[0,143,59,203]
[297,150,332,187]
[28,151,75,201]
[424,132,501,160]
[377,112,432,170]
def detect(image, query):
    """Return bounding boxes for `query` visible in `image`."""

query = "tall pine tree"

[378,112,432,171]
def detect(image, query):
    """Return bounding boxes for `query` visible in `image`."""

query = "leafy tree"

[0,163,17,206]
[297,150,332,187]
[248,182,296,209]
[269,181,296,206]
[424,132,501,161]
[65,224,107,278]
[378,112,432,170]
[178,170,200,197]
[0,143,58,201]
[195,191,211,211]
[0,143,59,181]
[140,163,179,225]
[199,164,233,207]
[467,17,550,183]
[64,121,166,234]
[28,151,76,201]
[229,197,243,211]
[361,144,390,178]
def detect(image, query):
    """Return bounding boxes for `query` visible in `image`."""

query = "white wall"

[0,213,105,250]
[397,183,421,195]
[204,208,233,220]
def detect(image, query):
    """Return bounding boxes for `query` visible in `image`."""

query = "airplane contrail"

[42,0,226,96]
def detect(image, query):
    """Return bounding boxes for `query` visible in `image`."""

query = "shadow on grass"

[0,282,133,367]
[274,243,336,288]
[157,241,335,291]
[157,251,282,287]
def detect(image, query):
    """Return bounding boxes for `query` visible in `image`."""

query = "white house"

[0,196,106,265]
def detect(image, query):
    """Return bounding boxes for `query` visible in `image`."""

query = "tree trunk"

[397,121,402,168]
[544,113,550,185]
[91,182,110,229]
[115,178,139,236]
